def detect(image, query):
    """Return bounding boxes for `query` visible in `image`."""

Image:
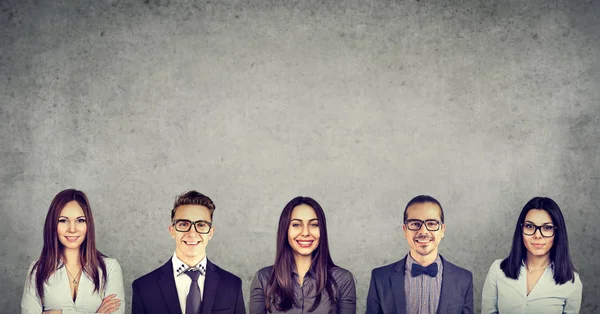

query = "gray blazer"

[366,255,473,314]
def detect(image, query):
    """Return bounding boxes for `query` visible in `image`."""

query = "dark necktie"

[411,262,438,277]
[185,270,202,314]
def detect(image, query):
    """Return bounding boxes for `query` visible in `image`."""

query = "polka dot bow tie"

[177,264,206,276]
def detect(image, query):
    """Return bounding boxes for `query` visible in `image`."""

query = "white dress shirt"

[21,257,125,314]
[481,259,582,314]
[172,252,207,314]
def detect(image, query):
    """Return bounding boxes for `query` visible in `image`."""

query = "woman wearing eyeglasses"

[21,189,124,314]
[249,196,356,314]
[481,197,582,314]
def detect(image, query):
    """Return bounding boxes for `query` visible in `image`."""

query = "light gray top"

[249,265,356,314]
[481,259,582,314]
[21,257,125,314]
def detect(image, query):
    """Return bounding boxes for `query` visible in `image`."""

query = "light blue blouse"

[21,257,125,314]
[481,259,582,314]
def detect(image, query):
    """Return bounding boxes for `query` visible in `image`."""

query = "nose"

[186,226,202,238]
[417,224,430,235]
[68,221,76,233]
[533,228,543,238]
[301,224,310,236]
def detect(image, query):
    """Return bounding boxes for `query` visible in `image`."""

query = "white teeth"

[185,241,199,245]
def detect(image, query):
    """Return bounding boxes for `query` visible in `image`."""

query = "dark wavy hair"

[265,197,338,312]
[29,189,107,301]
[500,197,576,284]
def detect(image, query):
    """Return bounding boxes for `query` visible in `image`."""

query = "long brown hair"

[265,196,337,312]
[29,189,107,301]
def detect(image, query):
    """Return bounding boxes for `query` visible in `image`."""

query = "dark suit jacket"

[366,255,473,314]
[132,258,245,314]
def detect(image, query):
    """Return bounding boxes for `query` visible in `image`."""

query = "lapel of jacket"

[437,255,452,314]
[157,259,183,314]
[200,259,221,314]
[391,256,407,313]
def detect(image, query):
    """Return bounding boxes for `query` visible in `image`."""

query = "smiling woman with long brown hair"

[21,189,124,314]
[249,196,356,314]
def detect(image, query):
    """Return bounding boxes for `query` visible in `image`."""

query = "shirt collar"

[405,253,441,271]
[521,260,555,270]
[172,252,207,276]
[291,264,316,279]
[56,260,65,270]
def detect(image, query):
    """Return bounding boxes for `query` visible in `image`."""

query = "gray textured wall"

[1,0,599,313]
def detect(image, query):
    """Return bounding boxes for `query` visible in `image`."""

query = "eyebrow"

[524,220,553,225]
[59,216,86,219]
[290,218,318,222]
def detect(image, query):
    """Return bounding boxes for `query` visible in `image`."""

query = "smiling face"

[169,204,214,266]
[57,201,87,252]
[287,204,320,259]
[523,209,555,259]
[403,202,445,262]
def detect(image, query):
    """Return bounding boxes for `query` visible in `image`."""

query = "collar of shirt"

[405,253,443,274]
[520,260,555,272]
[291,265,317,280]
[172,252,208,277]
[56,260,65,270]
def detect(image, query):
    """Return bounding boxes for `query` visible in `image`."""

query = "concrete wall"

[1,0,599,313]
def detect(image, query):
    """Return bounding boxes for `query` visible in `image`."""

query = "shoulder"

[254,265,273,281]
[371,258,405,277]
[490,259,503,270]
[441,256,473,278]
[27,260,38,272]
[208,260,242,285]
[132,260,169,287]
[329,266,355,280]
[570,271,583,288]
[25,260,38,283]
[101,257,121,269]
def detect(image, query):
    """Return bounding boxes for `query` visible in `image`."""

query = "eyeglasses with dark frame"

[404,219,442,231]
[172,219,213,234]
[521,222,556,237]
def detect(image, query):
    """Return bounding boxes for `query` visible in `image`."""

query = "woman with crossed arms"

[21,189,124,314]
[482,197,582,313]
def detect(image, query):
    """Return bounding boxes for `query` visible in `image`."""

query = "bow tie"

[411,262,438,277]
[177,264,206,276]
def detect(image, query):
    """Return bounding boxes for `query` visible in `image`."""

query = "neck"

[294,254,313,277]
[409,250,438,267]
[526,252,551,269]
[62,248,81,267]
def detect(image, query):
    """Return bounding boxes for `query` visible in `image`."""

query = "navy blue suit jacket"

[366,255,473,314]
[132,258,245,314]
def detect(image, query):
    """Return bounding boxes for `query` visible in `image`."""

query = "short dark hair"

[171,190,216,221]
[403,195,444,223]
[500,197,576,284]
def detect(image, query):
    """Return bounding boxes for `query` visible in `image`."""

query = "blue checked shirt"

[405,254,443,314]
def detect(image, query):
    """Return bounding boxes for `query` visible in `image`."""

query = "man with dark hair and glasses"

[366,195,474,314]
[132,191,245,314]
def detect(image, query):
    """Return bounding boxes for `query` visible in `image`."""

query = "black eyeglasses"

[404,219,442,231]
[521,222,556,237]
[172,219,212,234]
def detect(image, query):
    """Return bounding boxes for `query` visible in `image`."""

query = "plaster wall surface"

[1,0,599,313]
